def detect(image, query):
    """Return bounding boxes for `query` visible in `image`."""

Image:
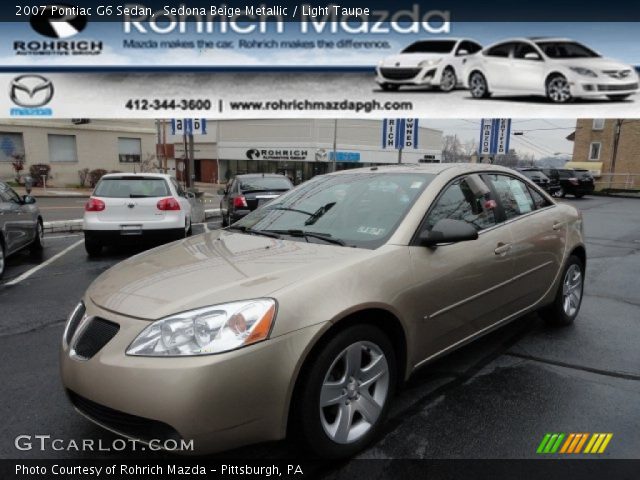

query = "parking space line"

[3,239,84,287]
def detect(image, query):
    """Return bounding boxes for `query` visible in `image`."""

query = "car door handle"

[494,242,512,256]
[552,221,564,231]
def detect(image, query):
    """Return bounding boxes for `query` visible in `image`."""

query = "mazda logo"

[10,75,54,107]
[246,149,261,160]
[30,5,87,39]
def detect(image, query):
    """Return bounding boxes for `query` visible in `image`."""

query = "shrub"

[29,164,51,187]
[88,169,108,188]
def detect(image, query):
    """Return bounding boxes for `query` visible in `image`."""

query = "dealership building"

[165,119,443,184]
[1,119,442,187]
[0,119,156,186]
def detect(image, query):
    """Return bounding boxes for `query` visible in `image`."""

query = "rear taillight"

[568,177,579,185]
[157,197,181,211]
[233,196,248,208]
[85,197,105,212]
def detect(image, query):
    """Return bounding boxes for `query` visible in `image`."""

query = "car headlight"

[569,67,597,78]
[418,58,442,68]
[126,299,277,357]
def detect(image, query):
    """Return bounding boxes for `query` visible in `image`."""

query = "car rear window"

[94,177,170,198]
[239,177,292,192]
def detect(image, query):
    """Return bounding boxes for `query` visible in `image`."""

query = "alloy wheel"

[562,264,583,317]
[547,77,572,103]
[470,73,487,98]
[440,69,456,92]
[319,341,390,444]
[0,243,5,277]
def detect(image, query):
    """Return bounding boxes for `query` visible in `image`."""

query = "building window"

[592,119,605,130]
[0,132,25,162]
[589,142,601,161]
[118,137,142,163]
[48,134,78,163]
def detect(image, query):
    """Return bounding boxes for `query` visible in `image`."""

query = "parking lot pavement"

[0,196,638,461]
[33,197,88,222]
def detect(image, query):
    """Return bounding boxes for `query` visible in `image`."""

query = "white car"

[465,37,639,103]
[83,173,193,256]
[376,38,483,92]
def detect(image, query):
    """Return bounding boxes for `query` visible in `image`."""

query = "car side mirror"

[186,191,196,199]
[419,219,479,247]
[22,195,36,205]
[524,52,541,61]
[217,188,226,195]
[457,49,469,56]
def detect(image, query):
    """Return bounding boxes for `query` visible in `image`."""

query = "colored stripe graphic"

[538,433,612,454]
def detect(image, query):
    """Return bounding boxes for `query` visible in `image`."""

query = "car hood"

[380,53,446,67]
[88,231,370,320]
[552,57,634,72]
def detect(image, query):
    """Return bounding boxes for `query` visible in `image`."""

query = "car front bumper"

[570,75,639,97]
[376,65,443,86]
[60,299,325,454]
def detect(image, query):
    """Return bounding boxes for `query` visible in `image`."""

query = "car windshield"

[535,41,600,58]
[94,177,170,198]
[401,41,456,54]
[239,177,292,192]
[233,172,435,249]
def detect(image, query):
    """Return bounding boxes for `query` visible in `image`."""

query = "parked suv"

[220,173,293,226]
[540,168,595,198]
[376,38,483,92]
[83,173,193,256]
[518,168,561,196]
[0,180,43,278]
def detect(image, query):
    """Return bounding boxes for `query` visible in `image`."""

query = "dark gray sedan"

[0,180,44,278]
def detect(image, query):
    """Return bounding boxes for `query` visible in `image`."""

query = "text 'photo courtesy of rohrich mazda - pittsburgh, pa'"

[377,37,639,103]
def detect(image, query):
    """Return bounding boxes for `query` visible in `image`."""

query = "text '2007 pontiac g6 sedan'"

[61,164,586,458]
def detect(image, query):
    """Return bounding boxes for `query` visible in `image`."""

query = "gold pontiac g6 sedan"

[60,164,586,458]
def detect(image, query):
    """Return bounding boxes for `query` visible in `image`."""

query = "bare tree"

[139,153,160,173]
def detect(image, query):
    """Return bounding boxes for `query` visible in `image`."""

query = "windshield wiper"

[226,225,282,239]
[267,229,346,246]
[268,206,314,216]
[305,202,336,226]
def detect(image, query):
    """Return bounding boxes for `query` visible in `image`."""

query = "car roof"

[235,173,289,178]
[487,37,573,47]
[101,173,172,179]
[327,163,521,177]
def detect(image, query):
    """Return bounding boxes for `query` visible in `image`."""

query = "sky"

[1,21,639,66]
[428,118,576,159]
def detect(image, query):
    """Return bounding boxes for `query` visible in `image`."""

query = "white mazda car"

[83,173,193,256]
[376,38,483,92]
[465,37,639,103]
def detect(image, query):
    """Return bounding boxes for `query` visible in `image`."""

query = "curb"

[43,219,83,233]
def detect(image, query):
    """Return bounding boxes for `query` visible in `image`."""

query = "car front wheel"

[295,324,396,458]
[0,240,5,279]
[540,255,585,326]
[439,67,457,92]
[546,75,572,103]
[30,220,44,252]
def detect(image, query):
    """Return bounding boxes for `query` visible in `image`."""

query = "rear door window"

[94,178,170,198]
[486,175,536,220]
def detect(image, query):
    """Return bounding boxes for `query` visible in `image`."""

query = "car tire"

[84,238,103,257]
[294,324,397,458]
[185,218,192,237]
[469,72,490,98]
[574,193,584,198]
[30,220,44,253]
[546,75,573,103]
[0,239,5,279]
[607,94,631,101]
[439,67,457,92]
[380,83,400,92]
[540,255,585,326]
[553,187,565,198]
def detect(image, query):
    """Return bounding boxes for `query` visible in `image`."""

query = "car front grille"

[73,318,119,359]
[67,390,181,443]
[380,67,421,81]
[601,69,633,79]
[65,302,86,345]
[597,83,638,92]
